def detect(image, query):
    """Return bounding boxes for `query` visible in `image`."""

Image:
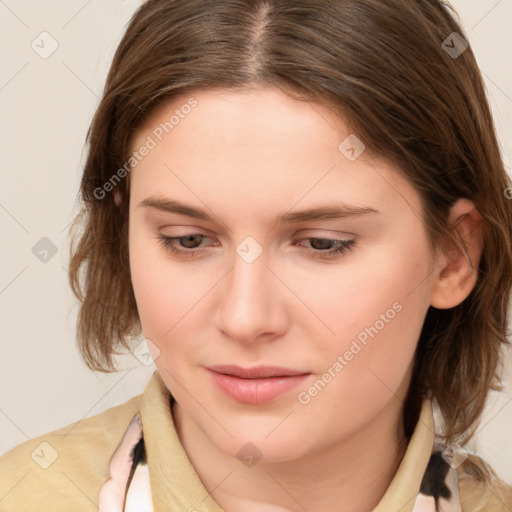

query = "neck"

[172,398,408,512]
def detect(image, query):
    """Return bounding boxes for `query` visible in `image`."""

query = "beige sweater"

[0,371,510,511]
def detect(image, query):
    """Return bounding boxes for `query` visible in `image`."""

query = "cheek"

[298,240,431,406]
[128,223,191,340]
[293,238,431,349]
[128,221,228,372]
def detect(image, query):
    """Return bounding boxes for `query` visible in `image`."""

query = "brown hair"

[69,0,512,451]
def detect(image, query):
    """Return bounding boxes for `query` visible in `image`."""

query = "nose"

[214,243,288,344]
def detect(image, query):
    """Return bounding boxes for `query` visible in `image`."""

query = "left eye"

[294,237,356,259]
[158,234,211,252]
[157,234,355,260]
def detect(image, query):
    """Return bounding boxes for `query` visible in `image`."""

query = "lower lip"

[208,370,311,405]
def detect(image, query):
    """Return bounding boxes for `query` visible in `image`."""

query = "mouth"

[206,365,312,404]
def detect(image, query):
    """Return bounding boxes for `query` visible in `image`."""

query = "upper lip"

[208,364,310,379]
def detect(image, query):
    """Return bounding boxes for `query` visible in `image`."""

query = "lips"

[207,365,311,404]
[208,364,309,379]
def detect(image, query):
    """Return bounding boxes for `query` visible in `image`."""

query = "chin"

[210,421,314,464]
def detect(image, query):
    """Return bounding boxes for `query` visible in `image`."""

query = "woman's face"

[128,86,437,461]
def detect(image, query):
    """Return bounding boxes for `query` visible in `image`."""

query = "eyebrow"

[138,197,379,224]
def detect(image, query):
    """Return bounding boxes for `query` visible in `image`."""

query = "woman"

[1,0,511,510]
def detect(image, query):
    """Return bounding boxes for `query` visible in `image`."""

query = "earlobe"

[430,198,484,310]
[114,190,122,207]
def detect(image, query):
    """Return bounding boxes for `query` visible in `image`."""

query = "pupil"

[312,238,332,250]
[182,235,200,248]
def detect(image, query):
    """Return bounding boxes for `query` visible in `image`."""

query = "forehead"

[134,85,347,149]
[128,86,422,224]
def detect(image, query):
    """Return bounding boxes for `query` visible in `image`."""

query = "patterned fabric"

[98,413,154,512]
[98,412,463,512]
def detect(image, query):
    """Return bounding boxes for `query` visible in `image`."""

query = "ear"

[430,198,484,309]
[113,189,122,207]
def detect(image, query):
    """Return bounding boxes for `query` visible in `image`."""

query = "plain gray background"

[1,0,511,484]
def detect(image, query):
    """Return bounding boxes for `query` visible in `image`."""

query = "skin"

[126,86,483,511]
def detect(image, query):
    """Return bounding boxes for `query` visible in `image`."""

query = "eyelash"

[157,234,355,260]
